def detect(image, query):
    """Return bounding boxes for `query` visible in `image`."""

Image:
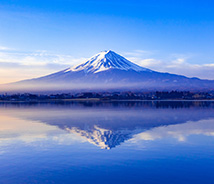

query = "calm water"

[0,101,214,184]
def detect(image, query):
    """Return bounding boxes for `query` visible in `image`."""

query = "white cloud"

[0,49,86,66]
[131,119,214,143]
[136,58,162,68]
[123,49,153,57]
[0,47,88,83]
[0,46,11,51]
[125,50,214,80]
[0,115,86,147]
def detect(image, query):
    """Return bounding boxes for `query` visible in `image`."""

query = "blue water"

[0,101,214,184]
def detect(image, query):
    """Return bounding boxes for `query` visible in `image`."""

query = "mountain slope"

[4,50,214,91]
[66,50,151,73]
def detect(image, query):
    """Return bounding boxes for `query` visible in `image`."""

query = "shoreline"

[1,98,214,103]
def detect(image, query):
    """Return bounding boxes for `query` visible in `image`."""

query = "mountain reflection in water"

[0,101,214,149]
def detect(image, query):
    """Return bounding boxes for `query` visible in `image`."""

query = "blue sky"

[0,0,214,83]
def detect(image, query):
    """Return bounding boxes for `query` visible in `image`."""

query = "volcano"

[4,50,214,92]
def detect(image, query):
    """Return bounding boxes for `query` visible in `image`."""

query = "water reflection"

[1,101,214,149]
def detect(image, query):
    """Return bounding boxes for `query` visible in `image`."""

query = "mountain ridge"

[2,50,214,92]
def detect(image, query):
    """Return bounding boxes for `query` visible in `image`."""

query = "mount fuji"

[4,50,214,91]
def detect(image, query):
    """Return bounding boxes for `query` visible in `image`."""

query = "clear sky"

[0,0,214,83]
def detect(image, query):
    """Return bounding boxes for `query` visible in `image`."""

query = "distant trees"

[0,91,213,101]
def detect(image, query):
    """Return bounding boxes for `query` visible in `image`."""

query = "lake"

[0,101,214,184]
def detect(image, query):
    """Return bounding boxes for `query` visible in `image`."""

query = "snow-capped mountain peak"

[65,50,150,74]
[7,50,214,92]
